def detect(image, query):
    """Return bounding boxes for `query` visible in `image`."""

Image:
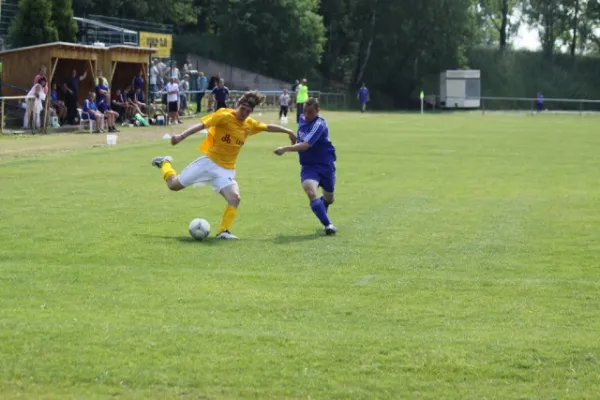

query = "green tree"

[8,0,59,47]
[52,0,78,42]
[476,0,524,49]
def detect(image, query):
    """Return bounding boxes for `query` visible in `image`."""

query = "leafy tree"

[52,0,78,42]
[8,0,59,47]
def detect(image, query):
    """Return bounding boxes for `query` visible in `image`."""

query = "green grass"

[1,111,600,399]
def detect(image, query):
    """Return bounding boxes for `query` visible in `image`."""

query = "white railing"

[431,95,600,114]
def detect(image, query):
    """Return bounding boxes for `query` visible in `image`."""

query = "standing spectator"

[64,68,87,124]
[196,71,208,113]
[295,78,308,123]
[82,92,104,133]
[96,69,109,87]
[279,88,290,119]
[535,91,544,113]
[207,72,220,110]
[180,74,190,111]
[33,65,48,95]
[24,81,46,130]
[156,58,167,90]
[165,77,179,125]
[211,78,230,110]
[182,61,191,76]
[149,59,159,104]
[96,75,109,107]
[357,83,370,113]
[132,70,144,92]
[168,61,180,81]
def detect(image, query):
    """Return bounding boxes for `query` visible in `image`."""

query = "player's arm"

[266,124,296,144]
[171,122,207,145]
[274,142,310,155]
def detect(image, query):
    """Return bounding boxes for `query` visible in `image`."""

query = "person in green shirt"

[296,78,308,123]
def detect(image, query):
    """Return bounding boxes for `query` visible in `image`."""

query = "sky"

[513,24,541,50]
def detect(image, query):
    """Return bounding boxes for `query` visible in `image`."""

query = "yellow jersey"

[199,108,268,169]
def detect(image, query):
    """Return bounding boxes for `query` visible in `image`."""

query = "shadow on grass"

[134,234,220,245]
[272,231,325,244]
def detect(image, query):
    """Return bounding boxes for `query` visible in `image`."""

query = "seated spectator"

[131,87,148,115]
[82,92,105,133]
[124,85,145,118]
[50,83,67,122]
[96,77,109,106]
[112,89,132,122]
[98,94,120,132]
[24,81,46,130]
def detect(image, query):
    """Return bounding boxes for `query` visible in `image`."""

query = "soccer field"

[1,112,600,399]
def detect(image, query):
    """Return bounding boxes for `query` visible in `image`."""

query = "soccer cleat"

[325,224,337,235]
[151,156,173,168]
[216,230,238,240]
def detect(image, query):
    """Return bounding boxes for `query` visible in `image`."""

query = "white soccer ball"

[188,218,210,241]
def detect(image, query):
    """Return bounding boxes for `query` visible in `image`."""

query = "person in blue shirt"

[211,78,230,110]
[535,91,544,113]
[357,83,370,113]
[273,98,337,235]
[96,79,109,106]
[83,92,105,133]
[196,71,208,113]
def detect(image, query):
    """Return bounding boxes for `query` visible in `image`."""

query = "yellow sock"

[218,205,238,232]
[161,162,177,181]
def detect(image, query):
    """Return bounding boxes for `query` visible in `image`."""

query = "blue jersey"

[358,87,369,103]
[297,115,336,166]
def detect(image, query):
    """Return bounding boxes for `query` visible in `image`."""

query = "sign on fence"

[138,32,172,58]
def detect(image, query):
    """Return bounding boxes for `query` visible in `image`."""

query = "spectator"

[111,89,130,122]
[132,70,144,92]
[279,88,290,119]
[95,76,109,107]
[211,78,229,111]
[196,71,208,113]
[83,92,105,133]
[124,85,145,118]
[63,68,87,124]
[50,83,67,122]
[168,61,180,80]
[180,74,190,111]
[98,93,120,132]
[182,61,191,76]
[165,77,180,125]
[156,58,167,89]
[357,82,370,113]
[296,78,308,123]
[24,81,46,130]
[96,69,109,87]
[149,59,159,103]
[132,87,148,116]
[207,72,220,110]
[33,65,48,95]
[535,91,544,113]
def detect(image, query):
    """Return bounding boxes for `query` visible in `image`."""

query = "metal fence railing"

[430,95,600,114]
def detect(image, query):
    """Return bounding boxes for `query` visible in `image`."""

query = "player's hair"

[237,90,265,110]
[305,97,320,109]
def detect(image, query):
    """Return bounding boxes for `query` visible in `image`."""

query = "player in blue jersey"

[273,98,337,235]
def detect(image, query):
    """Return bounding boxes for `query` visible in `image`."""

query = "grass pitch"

[1,111,600,399]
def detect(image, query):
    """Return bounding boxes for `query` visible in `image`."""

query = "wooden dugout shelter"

[0,42,155,132]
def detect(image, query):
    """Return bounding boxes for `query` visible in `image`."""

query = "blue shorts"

[301,164,336,193]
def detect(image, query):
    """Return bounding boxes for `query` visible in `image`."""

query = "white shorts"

[178,156,236,193]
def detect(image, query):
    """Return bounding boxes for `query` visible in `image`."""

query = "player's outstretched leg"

[151,156,185,191]
[216,182,241,240]
[302,179,337,235]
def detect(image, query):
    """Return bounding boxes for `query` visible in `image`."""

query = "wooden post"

[141,61,148,109]
[43,57,59,133]
[110,61,118,86]
[1,98,4,134]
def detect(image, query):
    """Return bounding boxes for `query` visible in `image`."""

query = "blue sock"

[310,199,331,227]
[320,195,330,211]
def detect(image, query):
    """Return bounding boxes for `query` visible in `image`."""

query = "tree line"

[8,0,600,107]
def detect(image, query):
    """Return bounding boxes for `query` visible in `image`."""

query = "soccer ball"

[188,218,210,240]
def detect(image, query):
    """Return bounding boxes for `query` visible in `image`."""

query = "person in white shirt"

[149,59,159,103]
[165,77,180,125]
[279,88,290,119]
[24,81,46,130]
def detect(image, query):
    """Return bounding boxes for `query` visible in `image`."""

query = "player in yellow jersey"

[151,91,296,240]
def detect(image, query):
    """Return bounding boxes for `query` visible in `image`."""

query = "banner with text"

[139,32,172,58]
